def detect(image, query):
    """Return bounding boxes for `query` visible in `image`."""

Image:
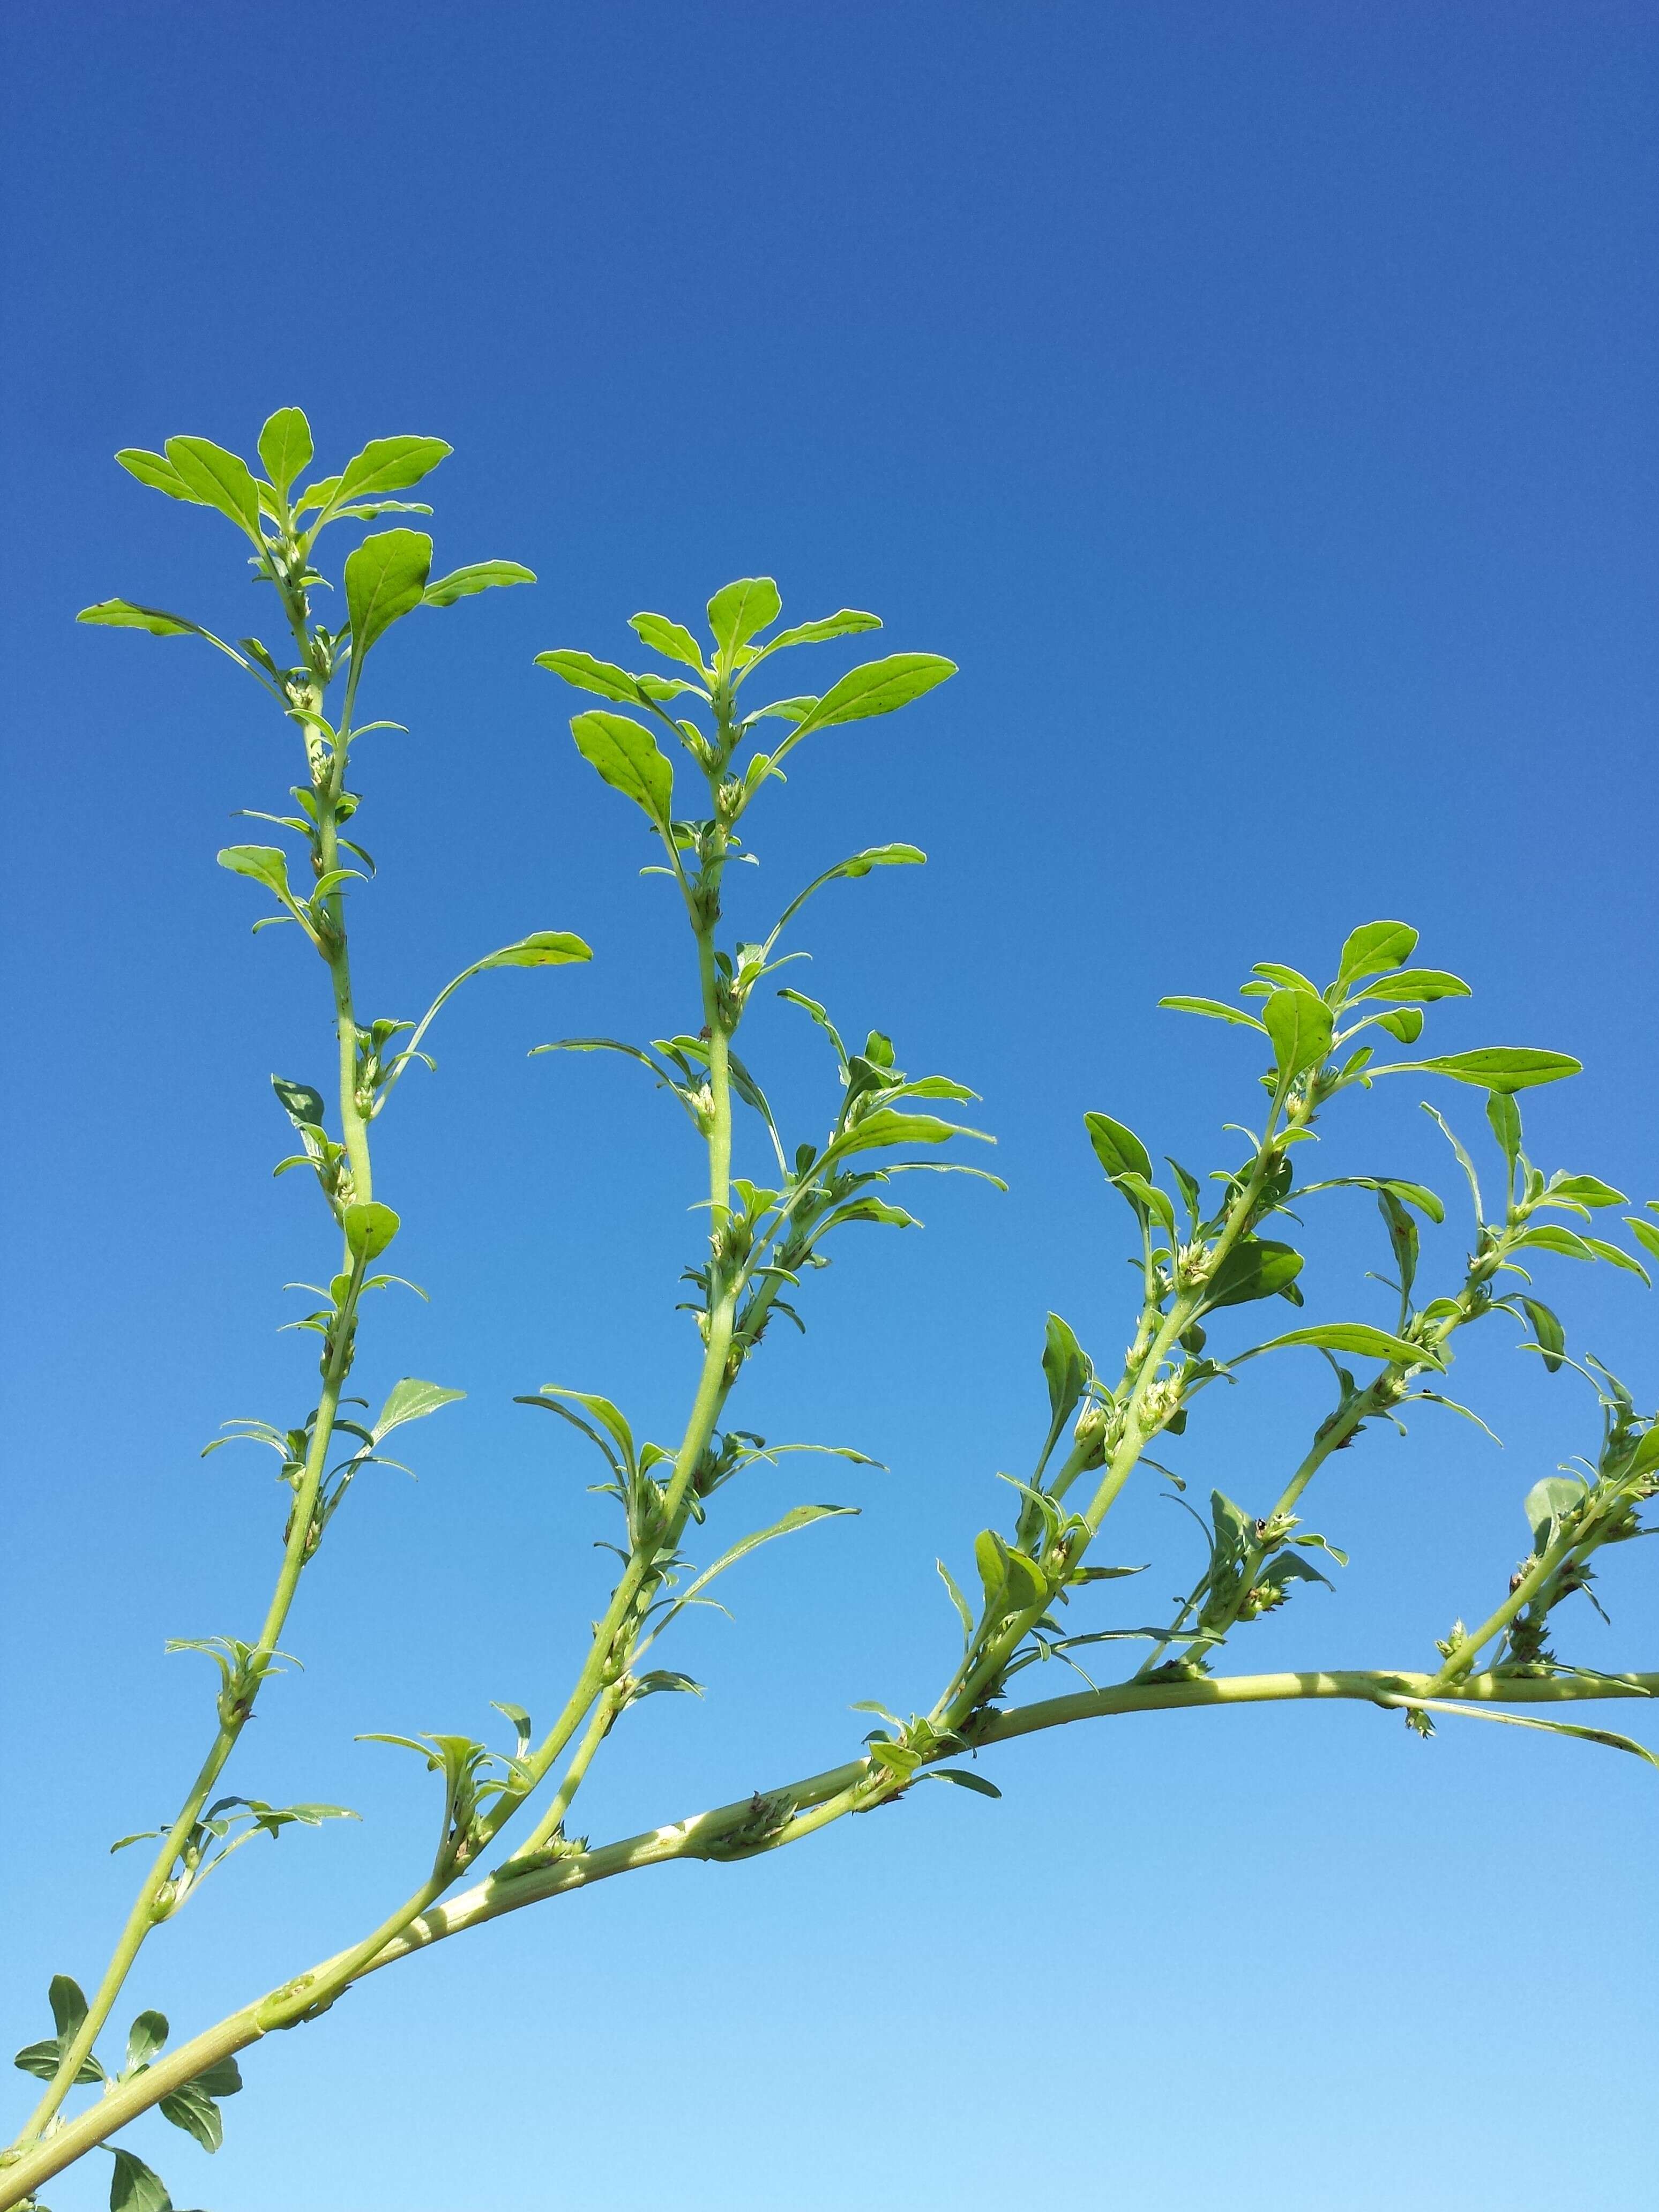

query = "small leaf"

[1584,1236,1650,1284]
[474,930,592,969]
[218,845,293,902]
[833,1107,991,1157]
[345,528,433,657]
[1625,1215,1659,1262]
[1264,988,1334,1079]
[116,446,199,501]
[936,1558,974,1646]
[108,2148,174,2212]
[1518,1297,1566,1373]
[423,561,535,607]
[760,608,883,652]
[1042,1312,1090,1432]
[190,2054,242,2099]
[629,611,708,674]
[527,1386,636,1471]
[1375,1007,1424,1043]
[159,2080,223,2154]
[48,1977,88,2045]
[373,1378,465,1440]
[257,407,313,496]
[1083,1110,1153,1182]
[1486,1090,1523,1168]
[707,577,782,655]
[1337,919,1419,984]
[1351,969,1471,1003]
[1157,996,1266,1031]
[165,435,263,536]
[928,1767,1002,1798]
[272,1076,326,1129]
[125,2011,168,2073]
[569,709,674,825]
[343,1201,400,1262]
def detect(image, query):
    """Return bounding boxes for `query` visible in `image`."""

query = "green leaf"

[343,1201,400,1262]
[1337,919,1419,984]
[165,436,263,536]
[116,446,199,501]
[1042,1311,1090,1433]
[373,1378,465,1440]
[535,649,666,705]
[272,1076,326,1129]
[1543,1175,1627,1210]
[1242,1322,1439,1367]
[662,1505,859,1624]
[1203,1238,1304,1310]
[1383,1049,1582,1094]
[334,435,452,505]
[928,1767,1002,1798]
[218,845,294,901]
[629,611,708,674]
[1625,1215,1659,1262]
[1083,1110,1153,1182]
[190,2053,243,2099]
[1264,988,1334,1079]
[1584,1236,1650,1284]
[1115,1171,1177,1238]
[345,528,434,658]
[78,599,198,639]
[13,2036,101,2085]
[1509,1225,1596,1261]
[423,561,535,608]
[1385,1697,1659,1770]
[1486,1090,1523,1168]
[527,1386,636,1473]
[1157,996,1267,1031]
[159,2078,222,2153]
[833,1107,991,1157]
[257,407,313,496]
[1518,1297,1566,1372]
[1524,1473,1586,1550]
[781,653,956,744]
[570,710,674,825]
[474,930,593,969]
[125,2011,168,2072]
[759,608,883,653]
[1375,1007,1424,1044]
[707,577,782,655]
[936,1558,974,1646]
[1352,969,1471,1003]
[108,2148,173,2212]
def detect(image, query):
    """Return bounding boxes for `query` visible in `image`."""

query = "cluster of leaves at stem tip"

[6,412,1658,2212]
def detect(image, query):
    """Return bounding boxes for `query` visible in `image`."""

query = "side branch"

[3,1664,1651,2211]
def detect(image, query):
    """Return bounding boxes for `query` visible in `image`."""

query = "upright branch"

[7,545,1657,2212]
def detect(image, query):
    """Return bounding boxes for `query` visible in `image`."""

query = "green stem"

[8,1663,1654,2211]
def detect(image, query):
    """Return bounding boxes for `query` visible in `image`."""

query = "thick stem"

[6,1663,1653,2211]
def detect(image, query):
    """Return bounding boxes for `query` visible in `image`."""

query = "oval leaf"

[165,435,263,536]
[1084,1110,1153,1182]
[335,435,452,504]
[476,930,593,969]
[1264,988,1334,1079]
[1387,1049,1582,1094]
[569,710,674,825]
[343,1201,400,1262]
[1337,919,1419,985]
[258,407,314,496]
[345,528,434,659]
[424,561,535,608]
[1244,1322,1440,1367]
[707,576,782,654]
[784,653,956,742]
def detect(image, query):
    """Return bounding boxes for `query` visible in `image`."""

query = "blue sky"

[3,4,1656,2208]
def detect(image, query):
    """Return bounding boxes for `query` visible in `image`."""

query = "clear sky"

[2,5,1655,2209]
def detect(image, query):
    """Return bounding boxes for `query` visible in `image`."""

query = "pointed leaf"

[1543,1175,1627,1210]
[78,600,200,639]
[159,2079,222,2153]
[424,561,535,608]
[760,608,882,653]
[1083,1110,1153,1182]
[528,1387,636,1472]
[109,2148,174,2212]
[116,446,198,502]
[1383,1049,1582,1094]
[1203,1238,1303,1310]
[1242,1322,1439,1367]
[1157,996,1267,1031]
[928,1767,1002,1798]
[334,435,452,504]
[125,2011,168,2072]
[48,1977,88,2044]
[1352,969,1471,1003]
[1042,1312,1090,1431]
[781,653,955,743]
[1518,1296,1566,1373]
[474,930,592,969]
[373,1379,465,1440]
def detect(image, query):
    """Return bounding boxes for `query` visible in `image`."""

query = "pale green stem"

[8,1663,1654,2212]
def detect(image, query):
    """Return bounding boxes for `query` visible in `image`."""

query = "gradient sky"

[3,5,1656,2209]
